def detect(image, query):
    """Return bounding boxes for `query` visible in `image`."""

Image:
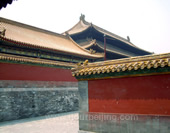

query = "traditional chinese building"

[72,53,170,133]
[64,14,152,60]
[0,16,153,122]
[0,17,103,122]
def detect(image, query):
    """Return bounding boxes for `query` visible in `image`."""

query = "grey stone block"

[78,81,88,112]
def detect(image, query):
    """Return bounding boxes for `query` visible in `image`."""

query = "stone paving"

[0,111,79,133]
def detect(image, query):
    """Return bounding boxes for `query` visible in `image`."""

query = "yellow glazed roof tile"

[72,53,170,77]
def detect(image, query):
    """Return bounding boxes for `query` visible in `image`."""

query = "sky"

[0,0,170,54]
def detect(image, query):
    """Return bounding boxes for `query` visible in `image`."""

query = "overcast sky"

[1,0,170,54]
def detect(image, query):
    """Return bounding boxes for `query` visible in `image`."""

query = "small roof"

[0,17,103,59]
[72,52,170,78]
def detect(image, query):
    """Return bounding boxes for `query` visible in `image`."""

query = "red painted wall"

[0,63,77,81]
[88,74,170,115]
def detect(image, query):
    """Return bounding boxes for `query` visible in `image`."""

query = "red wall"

[0,63,77,81]
[88,74,170,115]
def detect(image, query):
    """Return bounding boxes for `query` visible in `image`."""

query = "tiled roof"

[64,15,137,48]
[72,53,170,77]
[0,17,103,58]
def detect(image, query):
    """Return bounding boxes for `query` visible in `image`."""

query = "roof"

[64,14,152,57]
[0,17,103,59]
[64,14,136,47]
[72,53,170,79]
